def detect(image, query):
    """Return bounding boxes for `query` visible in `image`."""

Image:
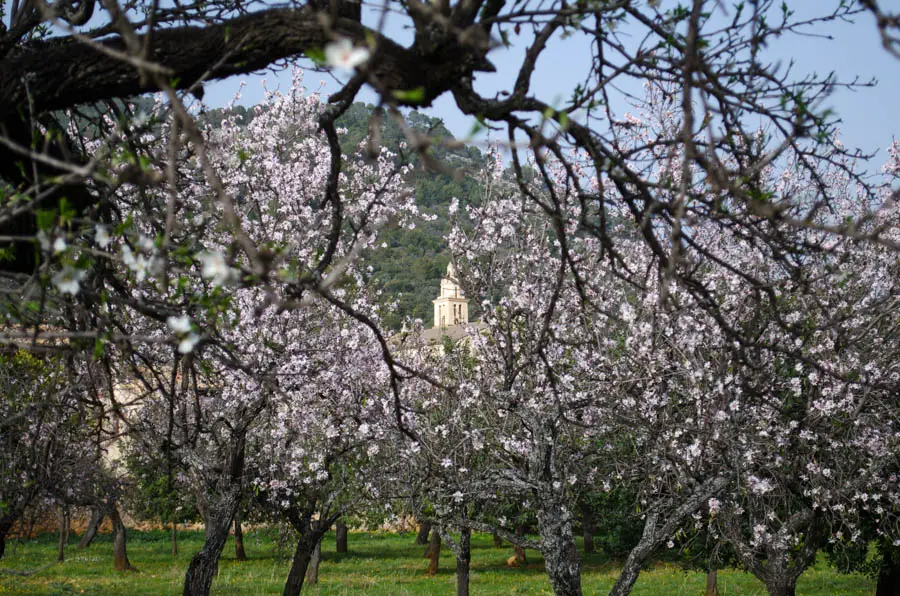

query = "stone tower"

[433,261,468,328]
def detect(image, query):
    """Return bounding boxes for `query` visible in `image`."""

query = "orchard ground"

[0,529,873,595]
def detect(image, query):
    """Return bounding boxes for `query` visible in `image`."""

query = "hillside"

[335,104,487,331]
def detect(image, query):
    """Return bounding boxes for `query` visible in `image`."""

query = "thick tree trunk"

[456,527,471,596]
[335,520,348,553]
[493,532,503,547]
[877,559,900,596]
[706,568,719,596]
[514,525,527,564]
[183,495,238,595]
[110,505,137,572]
[763,579,797,596]
[172,521,178,558]
[283,535,316,596]
[537,501,583,596]
[416,520,432,545]
[426,527,441,575]
[77,508,104,549]
[581,503,595,554]
[234,511,247,561]
[305,539,322,586]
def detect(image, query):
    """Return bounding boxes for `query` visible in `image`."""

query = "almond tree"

[98,74,413,596]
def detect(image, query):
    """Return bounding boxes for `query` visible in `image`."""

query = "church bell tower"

[433,262,469,328]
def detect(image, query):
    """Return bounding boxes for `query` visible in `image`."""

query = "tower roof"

[446,261,457,279]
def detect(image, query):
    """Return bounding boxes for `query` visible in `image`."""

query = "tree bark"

[305,539,322,586]
[335,520,348,553]
[537,501,583,596]
[514,524,527,564]
[581,503,595,554]
[609,477,729,596]
[456,526,471,596]
[706,568,719,596]
[426,527,441,575]
[0,4,460,123]
[416,520,433,545]
[77,508,104,549]
[493,532,503,547]
[183,494,238,595]
[609,512,657,596]
[57,505,69,562]
[110,505,137,572]
[283,534,318,596]
[234,511,247,561]
[763,579,797,596]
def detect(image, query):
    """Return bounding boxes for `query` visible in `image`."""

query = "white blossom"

[167,315,193,334]
[52,236,67,254]
[52,266,86,295]
[324,38,370,71]
[197,251,234,286]
[178,333,201,354]
[94,225,111,248]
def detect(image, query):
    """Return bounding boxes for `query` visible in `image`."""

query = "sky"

[205,2,900,170]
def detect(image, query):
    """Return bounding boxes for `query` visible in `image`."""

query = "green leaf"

[59,197,76,224]
[36,208,57,231]
[304,47,327,66]
[391,87,427,104]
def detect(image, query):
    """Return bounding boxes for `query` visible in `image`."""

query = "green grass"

[0,529,873,595]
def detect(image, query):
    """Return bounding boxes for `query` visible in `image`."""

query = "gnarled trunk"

[110,505,137,572]
[183,493,238,595]
[610,477,729,596]
[764,579,797,596]
[493,532,502,547]
[335,520,348,553]
[456,526,471,596]
[234,511,247,561]
[416,520,432,545]
[77,508,104,549]
[537,500,582,596]
[609,511,658,596]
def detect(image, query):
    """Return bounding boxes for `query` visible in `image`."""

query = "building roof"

[418,322,485,344]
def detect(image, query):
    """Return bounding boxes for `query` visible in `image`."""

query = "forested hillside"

[333,104,487,330]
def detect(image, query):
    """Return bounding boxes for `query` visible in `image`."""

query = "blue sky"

[205,3,899,170]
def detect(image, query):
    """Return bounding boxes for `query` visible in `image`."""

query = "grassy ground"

[0,529,874,595]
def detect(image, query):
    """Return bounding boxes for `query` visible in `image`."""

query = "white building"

[432,262,468,328]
